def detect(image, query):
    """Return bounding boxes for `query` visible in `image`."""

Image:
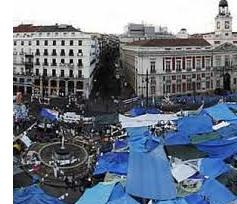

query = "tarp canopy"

[128,107,146,117]
[40,108,58,122]
[185,193,209,204]
[199,158,231,178]
[165,115,213,145]
[75,182,124,204]
[203,104,237,121]
[126,127,159,153]
[93,152,129,175]
[107,194,139,204]
[119,114,179,128]
[114,139,128,150]
[14,185,64,204]
[197,179,236,204]
[126,145,176,200]
[155,198,189,204]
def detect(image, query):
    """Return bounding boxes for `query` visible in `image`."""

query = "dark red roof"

[127,38,211,47]
[13,24,79,33]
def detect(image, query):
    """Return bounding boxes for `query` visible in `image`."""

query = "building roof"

[127,38,211,47]
[13,24,79,33]
[219,0,228,7]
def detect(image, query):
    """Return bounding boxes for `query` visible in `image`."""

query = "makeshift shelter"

[197,179,236,204]
[203,104,237,121]
[75,182,125,204]
[14,185,64,204]
[126,144,176,200]
[94,152,129,175]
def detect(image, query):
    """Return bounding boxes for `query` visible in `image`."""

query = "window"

[206,81,210,89]
[28,41,31,46]
[225,21,230,29]
[43,59,48,66]
[78,59,83,66]
[196,58,201,70]
[205,58,211,68]
[70,40,74,46]
[44,40,48,46]
[35,69,39,76]
[69,49,74,56]
[78,70,82,78]
[78,40,82,46]
[197,82,201,90]
[166,85,171,94]
[172,84,176,93]
[52,59,57,66]
[35,49,40,56]
[202,73,205,78]
[61,70,64,77]
[21,41,24,46]
[215,41,221,44]
[61,59,65,64]
[225,55,230,66]
[151,86,156,95]
[36,58,40,65]
[78,49,83,56]
[234,78,237,85]
[177,84,181,92]
[52,69,56,77]
[60,49,65,56]
[14,41,17,46]
[52,49,57,56]
[53,40,56,46]
[217,21,220,29]
[150,61,156,73]
[43,49,48,56]
[43,69,47,76]
[36,40,40,46]
[61,40,65,46]
[176,60,182,72]
[19,78,24,83]
[69,70,74,77]
[69,59,74,64]
[172,75,176,80]
[165,61,171,72]
[192,74,196,79]
[215,56,221,66]
[186,59,192,71]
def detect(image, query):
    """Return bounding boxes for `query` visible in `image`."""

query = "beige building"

[121,0,237,98]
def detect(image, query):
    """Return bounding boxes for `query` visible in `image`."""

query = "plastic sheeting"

[155,198,189,204]
[114,139,128,150]
[146,108,161,114]
[126,127,159,153]
[203,104,237,121]
[185,193,209,204]
[165,115,213,145]
[128,107,146,117]
[119,114,179,128]
[75,182,124,204]
[13,185,64,204]
[107,194,139,204]
[40,108,58,122]
[199,158,231,178]
[93,152,129,175]
[126,145,176,200]
[198,179,236,204]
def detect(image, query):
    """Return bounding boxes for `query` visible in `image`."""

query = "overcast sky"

[13,0,237,35]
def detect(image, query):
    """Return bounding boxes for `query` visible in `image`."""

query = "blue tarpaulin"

[185,193,209,204]
[197,179,236,204]
[126,127,159,153]
[75,182,124,204]
[203,104,237,121]
[126,145,176,200]
[155,198,189,204]
[93,152,129,175]
[40,108,58,122]
[199,158,231,178]
[107,194,139,204]
[165,115,213,145]
[128,107,146,117]
[14,185,64,204]
[146,108,161,114]
[114,139,128,150]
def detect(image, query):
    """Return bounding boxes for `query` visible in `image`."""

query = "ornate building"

[121,0,237,98]
[13,24,100,98]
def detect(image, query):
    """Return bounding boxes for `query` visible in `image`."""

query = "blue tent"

[203,104,237,121]
[197,179,236,204]
[165,114,213,145]
[185,193,209,204]
[126,127,159,153]
[75,182,125,204]
[155,198,189,204]
[199,158,231,178]
[14,185,64,204]
[40,108,58,122]
[107,194,139,204]
[126,145,176,200]
[128,107,146,117]
[93,152,129,175]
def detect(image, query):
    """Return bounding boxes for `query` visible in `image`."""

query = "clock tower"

[215,0,232,38]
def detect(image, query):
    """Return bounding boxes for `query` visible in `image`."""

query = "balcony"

[51,52,57,56]
[35,52,40,56]
[43,62,49,66]
[35,62,40,66]
[77,63,83,68]
[51,63,57,67]
[43,52,48,56]
[68,63,74,68]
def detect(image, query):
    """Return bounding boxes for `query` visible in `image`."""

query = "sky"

[13,0,237,35]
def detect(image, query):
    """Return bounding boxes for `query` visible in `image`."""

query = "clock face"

[225,21,230,29]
